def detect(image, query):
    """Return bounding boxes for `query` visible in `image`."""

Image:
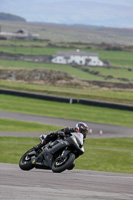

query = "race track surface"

[0,111,133,138]
[0,163,133,200]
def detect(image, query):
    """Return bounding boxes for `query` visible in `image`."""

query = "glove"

[49,132,57,140]
[63,127,75,135]
[58,131,65,138]
[49,132,56,137]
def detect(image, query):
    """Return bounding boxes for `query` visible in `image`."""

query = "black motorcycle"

[19,132,84,173]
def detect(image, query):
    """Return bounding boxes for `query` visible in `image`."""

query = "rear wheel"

[51,153,75,173]
[19,148,35,171]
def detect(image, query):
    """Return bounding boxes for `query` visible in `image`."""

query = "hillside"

[0,20,133,45]
[0,13,26,22]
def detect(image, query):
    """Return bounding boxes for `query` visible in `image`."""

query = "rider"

[33,122,88,151]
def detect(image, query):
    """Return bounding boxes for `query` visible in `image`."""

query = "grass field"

[0,39,49,46]
[74,137,133,173]
[1,45,133,67]
[0,136,133,174]
[0,94,133,127]
[88,66,133,80]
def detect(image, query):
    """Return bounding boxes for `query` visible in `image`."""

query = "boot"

[68,162,75,170]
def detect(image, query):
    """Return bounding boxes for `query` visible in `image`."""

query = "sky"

[0,0,133,28]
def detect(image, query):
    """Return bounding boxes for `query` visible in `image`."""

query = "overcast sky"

[0,0,133,28]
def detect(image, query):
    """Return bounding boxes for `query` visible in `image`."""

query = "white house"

[51,50,104,66]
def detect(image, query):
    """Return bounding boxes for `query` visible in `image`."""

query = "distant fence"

[79,99,133,111]
[0,88,133,111]
[0,88,77,104]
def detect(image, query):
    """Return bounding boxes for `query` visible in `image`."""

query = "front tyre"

[51,153,75,173]
[19,148,35,171]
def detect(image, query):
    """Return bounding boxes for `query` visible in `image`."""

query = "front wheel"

[19,148,35,171]
[51,153,75,173]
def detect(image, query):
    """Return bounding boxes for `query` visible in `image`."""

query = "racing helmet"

[75,122,88,138]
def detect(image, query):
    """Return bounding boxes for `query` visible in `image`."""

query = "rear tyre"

[19,148,35,171]
[51,153,75,173]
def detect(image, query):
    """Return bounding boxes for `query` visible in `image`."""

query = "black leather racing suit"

[34,127,75,150]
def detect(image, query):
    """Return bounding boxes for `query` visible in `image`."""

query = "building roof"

[54,50,98,57]
[15,29,28,34]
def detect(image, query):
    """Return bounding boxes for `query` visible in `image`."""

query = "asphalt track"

[0,163,133,200]
[0,111,133,200]
[0,111,133,138]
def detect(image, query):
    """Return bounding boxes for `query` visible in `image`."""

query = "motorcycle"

[19,132,84,173]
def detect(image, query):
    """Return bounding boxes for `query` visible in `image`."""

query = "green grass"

[76,138,133,174]
[0,136,39,164]
[0,39,49,46]
[0,118,63,132]
[85,138,133,150]
[76,148,133,174]
[0,94,133,127]
[0,46,64,55]
[0,136,133,174]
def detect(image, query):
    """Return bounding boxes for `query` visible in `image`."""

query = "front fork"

[60,149,71,159]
